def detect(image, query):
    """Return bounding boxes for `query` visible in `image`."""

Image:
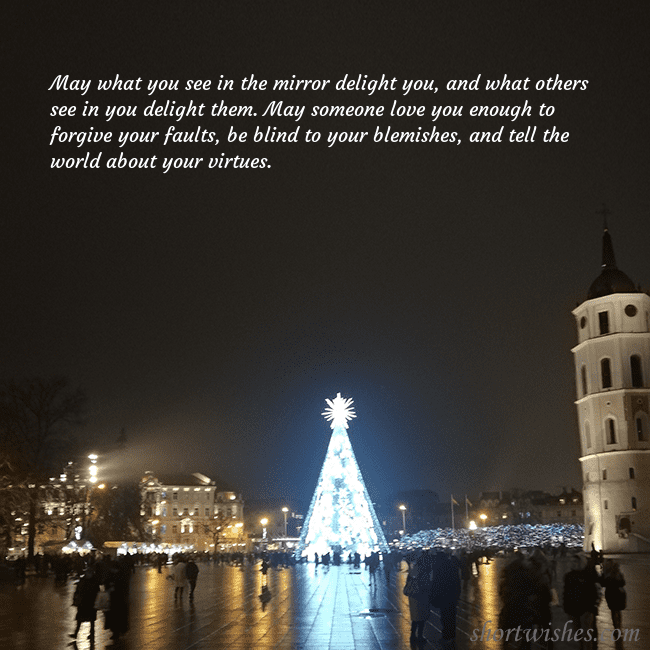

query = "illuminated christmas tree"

[296,393,388,559]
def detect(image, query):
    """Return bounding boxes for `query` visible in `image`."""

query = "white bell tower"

[572,224,650,552]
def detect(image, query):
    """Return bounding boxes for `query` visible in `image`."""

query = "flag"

[451,495,459,506]
[466,496,473,507]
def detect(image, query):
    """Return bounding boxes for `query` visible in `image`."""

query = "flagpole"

[451,494,455,530]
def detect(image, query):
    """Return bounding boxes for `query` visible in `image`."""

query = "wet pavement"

[1,555,648,650]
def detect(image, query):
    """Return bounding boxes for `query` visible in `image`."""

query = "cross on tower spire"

[596,203,611,230]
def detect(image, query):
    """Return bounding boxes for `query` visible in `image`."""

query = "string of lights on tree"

[296,393,388,558]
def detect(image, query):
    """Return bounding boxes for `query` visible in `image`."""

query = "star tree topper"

[322,392,356,430]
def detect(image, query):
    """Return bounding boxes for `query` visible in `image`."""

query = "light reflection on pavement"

[1,556,648,650]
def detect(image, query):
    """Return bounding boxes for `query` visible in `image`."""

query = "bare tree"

[88,483,148,547]
[0,377,86,560]
[203,511,232,549]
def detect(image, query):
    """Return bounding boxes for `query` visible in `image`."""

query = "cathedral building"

[572,225,650,552]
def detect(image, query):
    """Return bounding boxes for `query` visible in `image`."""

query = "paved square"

[1,556,648,649]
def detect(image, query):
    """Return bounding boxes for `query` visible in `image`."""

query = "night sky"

[5,4,649,510]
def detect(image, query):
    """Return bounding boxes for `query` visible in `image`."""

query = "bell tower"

[572,223,650,552]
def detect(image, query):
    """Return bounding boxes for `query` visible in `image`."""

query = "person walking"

[104,556,131,642]
[186,558,199,600]
[562,554,600,644]
[69,567,100,642]
[431,552,462,647]
[172,555,188,600]
[600,559,626,630]
[404,551,434,645]
[499,551,553,650]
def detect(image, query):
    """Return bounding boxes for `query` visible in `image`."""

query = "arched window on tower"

[606,418,617,445]
[631,497,637,511]
[636,414,648,442]
[584,421,591,449]
[630,355,643,388]
[601,358,612,389]
[598,311,610,334]
[581,365,588,396]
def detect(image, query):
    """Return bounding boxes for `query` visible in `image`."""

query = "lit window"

[601,358,612,389]
[631,355,643,388]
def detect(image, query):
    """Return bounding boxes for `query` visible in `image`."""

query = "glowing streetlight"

[399,504,406,534]
[260,518,268,541]
[282,507,289,536]
[469,520,477,530]
[88,454,99,483]
[480,513,487,527]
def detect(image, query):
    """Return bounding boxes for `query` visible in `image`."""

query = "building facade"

[141,472,245,552]
[572,225,650,552]
[473,489,583,527]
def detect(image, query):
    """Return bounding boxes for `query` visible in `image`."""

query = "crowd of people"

[398,522,585,554]
[403,549,462,646]
[1,539,629,648]
[69,554,132,644]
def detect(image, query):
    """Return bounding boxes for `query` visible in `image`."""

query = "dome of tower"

[587,267,636,299]
[587,223,637,300]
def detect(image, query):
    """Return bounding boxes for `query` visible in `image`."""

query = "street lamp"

[260,518,268,541]
[399,504,406,534]
[88,454,98,483]
[282,507,288,537]
[84,454,100,536]
[480,513,487,527]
